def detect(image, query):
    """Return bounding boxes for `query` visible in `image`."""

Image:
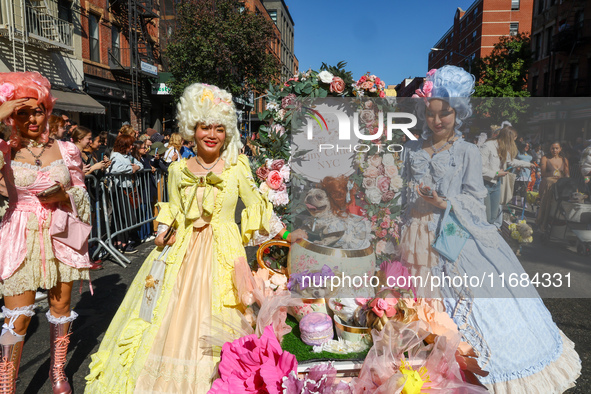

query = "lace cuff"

[157,224,169,237]
[246,211,284,247]
[46,310,78,324]
[66,186,91,224]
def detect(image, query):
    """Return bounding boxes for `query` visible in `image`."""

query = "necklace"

[21,138,46,148]
[430,137,456,155]
[195,155,221,171]
[25,145,47,167]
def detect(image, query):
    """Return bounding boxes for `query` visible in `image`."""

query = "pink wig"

[0,72,56,149]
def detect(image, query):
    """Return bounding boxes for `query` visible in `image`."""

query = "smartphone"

[419,185,433,197]
[36,183,61,197]
[155,147,159,155]
[100,152,104,161]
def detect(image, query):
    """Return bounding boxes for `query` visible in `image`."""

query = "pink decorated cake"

[299,312,333,346]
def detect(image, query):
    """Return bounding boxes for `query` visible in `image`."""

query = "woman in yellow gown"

[85,84,297,393]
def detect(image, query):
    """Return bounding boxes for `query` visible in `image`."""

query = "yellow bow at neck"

[179,166,224,220]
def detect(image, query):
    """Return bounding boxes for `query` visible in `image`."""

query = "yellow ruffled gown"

[85,155,276,393]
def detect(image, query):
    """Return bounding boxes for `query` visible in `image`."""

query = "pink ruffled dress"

[0,140,90,297]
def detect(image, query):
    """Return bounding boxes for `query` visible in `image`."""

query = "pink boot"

[47,311,78,394]
[0,340,24,394]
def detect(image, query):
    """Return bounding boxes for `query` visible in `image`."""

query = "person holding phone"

[401,66,580,391]
[86,83,306,393]
[0,72,92,393]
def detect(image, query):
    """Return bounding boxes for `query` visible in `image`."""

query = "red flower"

[266,170,284,190]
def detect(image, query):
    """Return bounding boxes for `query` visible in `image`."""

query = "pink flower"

[282,362,339,393]
[281,93,297,109]
[271,124,286,136]
[270,159,285,171]
[381,190,396,202]
[364,166,379,178]
[0,83,15,103]
[384,165,398,178]
[210,325,297,394]
[359,109,375,125]
[379,91,386,98]
[422,80,434,95]
[380,221,389,229]
[368,155,382,168]
[266,170,284,190]
[369,297,397,318]
[361,81,374,90]
[362,177,376,189]
[427,68,437,77]
[376,176,390,194]
[256,166,270,181]
[379,260,413,291]
[375,77,381,85]
[329,77,346,94]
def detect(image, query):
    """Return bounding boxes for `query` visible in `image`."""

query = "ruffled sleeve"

[155,161,183,227]
[448,143,498,248]
[0,139,9,170]
[59,141,91,223]
[237,155,280,246]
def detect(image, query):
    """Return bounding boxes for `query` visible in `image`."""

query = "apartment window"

[89,13,100,62]
[472,30,478,43]
[531,75,539,96]
[545,27,552,56]
[111,25,120,62]
[543,72,549,96]
[511,0,520,10]
[473,6,478,17]
[465,37,469,47]
[459,41,463,51]
[58,0,72,23]
[510,22,519,36]
[268,10,277,23]
[537,0,544,15]
[534,33,541,59]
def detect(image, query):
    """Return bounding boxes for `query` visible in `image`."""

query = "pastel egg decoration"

[299,312,334,347]
[333,315,372,351]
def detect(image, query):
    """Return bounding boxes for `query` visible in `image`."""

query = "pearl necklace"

[195,156,221,171]
[430,137,456,155]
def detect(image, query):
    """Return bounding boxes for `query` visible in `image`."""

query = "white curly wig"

[416,65,475,140]
[176,83,242,168]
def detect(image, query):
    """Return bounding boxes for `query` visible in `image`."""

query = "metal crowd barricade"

[89,168,169,267]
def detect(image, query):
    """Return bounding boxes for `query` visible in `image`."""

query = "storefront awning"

[51,89,106,114]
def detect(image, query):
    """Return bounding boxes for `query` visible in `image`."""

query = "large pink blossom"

[329,77,346,94]
[269,159,285,171]
[256,165,270,181]
[209,325,297,394]
[0,83,15,103]
[267,170,284,190]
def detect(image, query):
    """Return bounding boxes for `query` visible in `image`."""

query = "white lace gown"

[399,139,581,393]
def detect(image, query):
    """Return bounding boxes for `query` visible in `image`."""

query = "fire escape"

[108,0,159,130]
[0,0,74,72]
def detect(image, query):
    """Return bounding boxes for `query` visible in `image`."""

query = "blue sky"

[289,0,475,87]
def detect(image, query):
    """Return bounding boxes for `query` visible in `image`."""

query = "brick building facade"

[428,0,534,72]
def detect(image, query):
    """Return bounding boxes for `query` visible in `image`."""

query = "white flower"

[266,158,274,169]
[273,109,287,121]
[317,71,334,84]
[266,101,279,111]
[365,187,383,205]
[269,190,289,206]
[279,165,290,181]
[390,176,403,192]
[382,153,396,167]
[259,182,270,195]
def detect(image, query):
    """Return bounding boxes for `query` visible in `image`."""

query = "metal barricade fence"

[86,169,169,268]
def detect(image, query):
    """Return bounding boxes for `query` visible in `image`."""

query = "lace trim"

[46,310,78,324]
[483,330,580,392]
[448,194,499,248]
[0,150,4,170]
[1,305,35,337]
[246,211,284,247]
[66,186,91,224]
[11,159,65,171]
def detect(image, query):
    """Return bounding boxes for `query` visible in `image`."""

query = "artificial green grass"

[281,314,369,365]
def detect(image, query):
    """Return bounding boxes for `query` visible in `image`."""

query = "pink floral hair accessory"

[369,297,398,318]
[0,83,15,103]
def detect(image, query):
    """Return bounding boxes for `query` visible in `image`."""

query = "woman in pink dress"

[0,72,92,394]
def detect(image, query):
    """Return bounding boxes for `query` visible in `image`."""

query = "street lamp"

[430,48,473,74]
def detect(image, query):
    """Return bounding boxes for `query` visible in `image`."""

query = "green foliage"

[166,0,280,100]
[472,32,532,98]
[472,33,532,124]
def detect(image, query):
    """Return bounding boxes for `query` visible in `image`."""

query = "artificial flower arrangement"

[209,259,489,393]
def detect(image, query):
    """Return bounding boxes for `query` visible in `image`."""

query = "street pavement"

[11,232,591,393]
